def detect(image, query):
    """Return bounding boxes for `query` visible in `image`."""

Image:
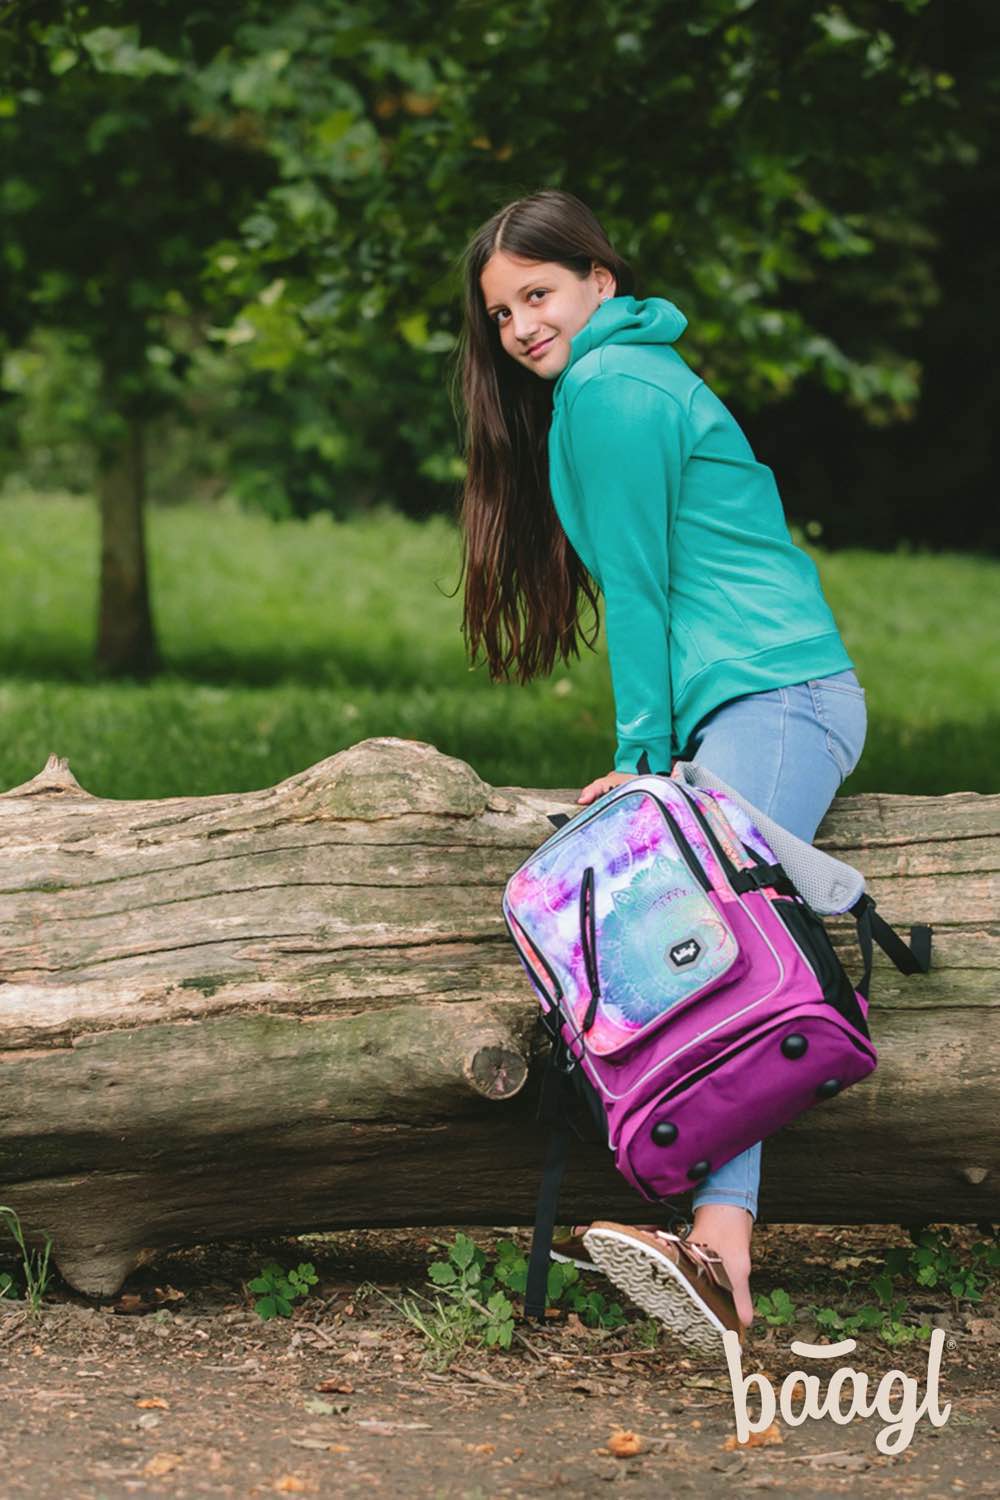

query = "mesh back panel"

[671,760,865,916]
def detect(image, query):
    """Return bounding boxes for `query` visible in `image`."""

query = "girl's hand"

[576,770,637,806]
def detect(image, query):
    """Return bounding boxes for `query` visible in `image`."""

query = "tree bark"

[96,408,159,677]
[0,738,996,1297]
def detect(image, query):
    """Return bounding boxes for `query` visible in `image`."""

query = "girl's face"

[479,252,617,379]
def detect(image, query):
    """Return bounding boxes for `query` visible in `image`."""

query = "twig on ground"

[450,1363,525,1393]
[301,1320,336,1347]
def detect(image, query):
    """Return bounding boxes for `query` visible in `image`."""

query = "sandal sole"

[582,1227,733,1357]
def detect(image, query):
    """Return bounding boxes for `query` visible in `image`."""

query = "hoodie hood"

[552,294,688,406]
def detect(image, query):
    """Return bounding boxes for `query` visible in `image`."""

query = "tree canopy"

[1,0,993,544]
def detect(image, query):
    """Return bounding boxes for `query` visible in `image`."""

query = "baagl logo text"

[722,1328,952,1454]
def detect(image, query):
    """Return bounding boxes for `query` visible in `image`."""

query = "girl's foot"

[582,1221,745,1356]
[690,1203,755,1328]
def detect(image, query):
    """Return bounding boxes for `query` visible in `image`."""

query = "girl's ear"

[595,263,617,299]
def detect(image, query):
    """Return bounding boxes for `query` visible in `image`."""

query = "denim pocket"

[808,673,868,780]
[809,668,866,698]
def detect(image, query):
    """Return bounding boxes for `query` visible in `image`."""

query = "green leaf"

[814,10,869,45]
[255,1296,277,1320]
[487,1291,513,1320]
[80,26,180,78]
[450,1234,476,1271]
[428,1261,456,1286]
[872,1273,896,1303]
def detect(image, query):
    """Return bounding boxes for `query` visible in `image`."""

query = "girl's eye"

[493,289,547,324]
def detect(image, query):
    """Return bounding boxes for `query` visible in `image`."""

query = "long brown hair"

[449,190,638,686]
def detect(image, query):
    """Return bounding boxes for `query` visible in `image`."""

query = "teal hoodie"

[547,294,854,773]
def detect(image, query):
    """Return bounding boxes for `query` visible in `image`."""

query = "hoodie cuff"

[614,738,672,776]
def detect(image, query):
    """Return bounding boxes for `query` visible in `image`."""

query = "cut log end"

[53,1242,154,1300]
[464,1043,529,1101]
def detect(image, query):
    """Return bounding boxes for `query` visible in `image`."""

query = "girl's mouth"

[527,337,554,359]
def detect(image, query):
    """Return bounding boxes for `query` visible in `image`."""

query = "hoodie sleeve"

[563,373,688,774]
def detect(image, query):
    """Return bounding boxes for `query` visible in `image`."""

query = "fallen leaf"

[315,1379,354,1394]
[683,1374,731,1391]
[114,1294,151,1316]
[273,1478,315,1495]
[723,1422,783,1451]
[303,1396,336,1416]
[143,1453,182,1477]
[607,1430,643,1458]
[136,1397,170,1410]
[466,1442,495,1455]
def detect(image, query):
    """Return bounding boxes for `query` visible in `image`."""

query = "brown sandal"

[583,1221,746,1356]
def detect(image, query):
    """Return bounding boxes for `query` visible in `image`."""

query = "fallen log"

[0,739,997,1297]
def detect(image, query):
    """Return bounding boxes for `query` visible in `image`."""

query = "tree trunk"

[0,738,996,1297]
[96,409,159,677]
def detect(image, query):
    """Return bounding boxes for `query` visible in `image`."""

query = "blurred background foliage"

[0,0,997,796]
[2,0,997,543]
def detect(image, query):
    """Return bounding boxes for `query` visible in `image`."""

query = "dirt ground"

[1,1221,997,1500]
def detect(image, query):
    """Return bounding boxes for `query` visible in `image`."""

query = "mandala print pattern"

[507,787,741,1057]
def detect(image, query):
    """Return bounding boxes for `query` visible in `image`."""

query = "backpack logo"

[668,937,702,969]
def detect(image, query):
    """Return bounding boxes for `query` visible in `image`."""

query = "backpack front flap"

[502,777,751,1058]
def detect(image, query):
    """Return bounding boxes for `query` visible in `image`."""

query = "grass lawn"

[1,490,996,801]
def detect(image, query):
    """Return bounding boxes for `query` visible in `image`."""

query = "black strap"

[524,1038,575,1320]
[730,862,798,899]
[524,1121,572,1320]
[851,893,932,1000]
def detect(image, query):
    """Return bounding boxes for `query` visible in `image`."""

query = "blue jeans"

[681,667,868,1223]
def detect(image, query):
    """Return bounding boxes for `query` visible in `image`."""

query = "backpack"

[500,759,932,1319]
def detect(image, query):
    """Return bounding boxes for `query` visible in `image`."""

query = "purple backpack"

[501,762,931,1318]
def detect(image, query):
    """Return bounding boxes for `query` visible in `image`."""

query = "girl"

[452,189,866,1349]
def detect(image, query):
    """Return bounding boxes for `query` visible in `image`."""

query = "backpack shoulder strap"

[671,758,932,996]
